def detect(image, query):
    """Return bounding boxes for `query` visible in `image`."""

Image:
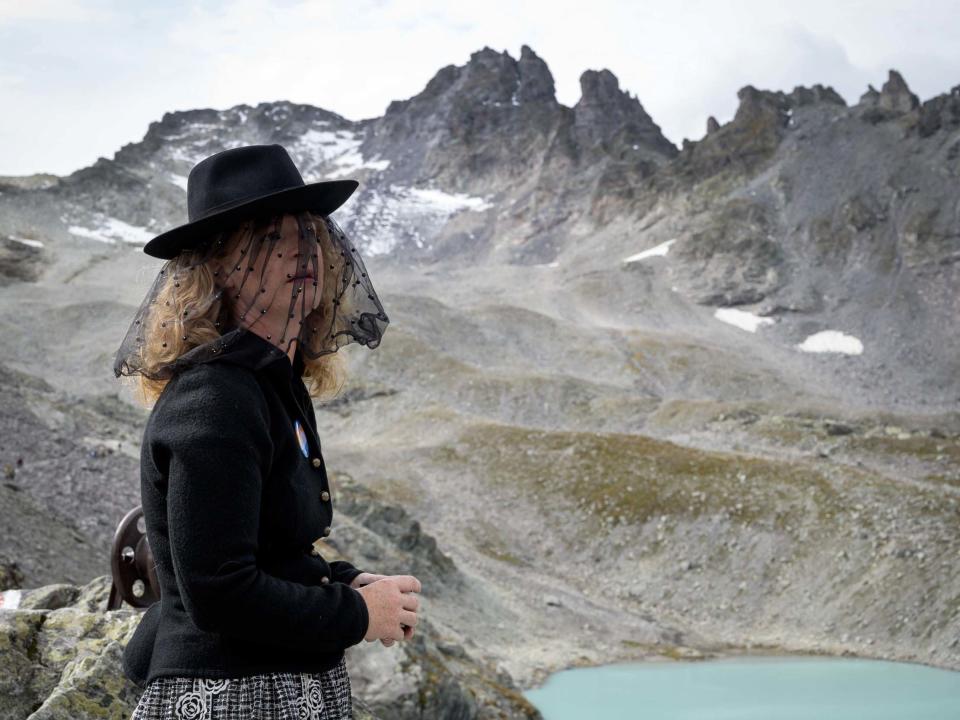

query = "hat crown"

[142,142,358,260]
[187,144,305,222]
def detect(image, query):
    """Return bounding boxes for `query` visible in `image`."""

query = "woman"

[114,144,420,719]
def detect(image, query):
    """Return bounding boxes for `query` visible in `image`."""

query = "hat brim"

[142,179,359,259]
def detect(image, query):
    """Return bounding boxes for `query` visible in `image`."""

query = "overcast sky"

[1,0,957,176]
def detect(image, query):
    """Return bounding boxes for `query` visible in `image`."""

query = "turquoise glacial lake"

[523,655,960,719]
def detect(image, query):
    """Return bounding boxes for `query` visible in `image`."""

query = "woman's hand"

[352,574,421,646]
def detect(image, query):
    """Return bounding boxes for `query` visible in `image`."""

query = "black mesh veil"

[113,210,389,381]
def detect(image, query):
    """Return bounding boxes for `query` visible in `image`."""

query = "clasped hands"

[349,572,421,647]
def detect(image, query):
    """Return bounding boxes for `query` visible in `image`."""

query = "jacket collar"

[208,327,305,382]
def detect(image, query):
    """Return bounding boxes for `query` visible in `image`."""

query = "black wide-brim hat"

[143,143,358,259]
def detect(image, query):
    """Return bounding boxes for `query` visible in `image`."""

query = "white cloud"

[0,71,24,89]
[0,0,101,24]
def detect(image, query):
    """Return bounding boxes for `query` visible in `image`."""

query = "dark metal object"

[107,505,160,611]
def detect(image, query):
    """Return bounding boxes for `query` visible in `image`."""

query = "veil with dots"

[112,210,389,381]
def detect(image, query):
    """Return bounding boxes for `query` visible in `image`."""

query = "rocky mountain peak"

[915,82,960,137]
[386,44,558,119]
[878,69,920,113]
[786,83,847,108]
[454,45,530,105]
[673,81,848,180]
[858,69,919,111]
[856,68,921,124]
[684,81,845,159]
[859,69,920,114]
[572,68,676,156]
[677,84,794,171]
[731,84,791,127]
[516,44,557,103]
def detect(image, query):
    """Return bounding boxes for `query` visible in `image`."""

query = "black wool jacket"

[122,329,369,689]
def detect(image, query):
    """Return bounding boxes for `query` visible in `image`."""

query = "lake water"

[522,655,960,720]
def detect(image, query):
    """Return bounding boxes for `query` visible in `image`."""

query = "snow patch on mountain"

[796,330,864,355]
[9,236,44,248]
[68,214,153,246]
[289,126,390,180]
[714,307,776,333]
[623,238,677,263]
[335,184,494,256]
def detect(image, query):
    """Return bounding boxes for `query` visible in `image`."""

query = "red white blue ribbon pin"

[294,419,309,458]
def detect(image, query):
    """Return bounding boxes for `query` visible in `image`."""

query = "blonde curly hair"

[123,210,347,408]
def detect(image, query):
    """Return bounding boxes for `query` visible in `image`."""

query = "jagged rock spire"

[856,69,920,124]
[878,69,920,113]
[385,44,558,119]
[572,69,676,156]
[516,44,556,103]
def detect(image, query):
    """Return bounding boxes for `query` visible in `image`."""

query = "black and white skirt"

[130,655,354,720]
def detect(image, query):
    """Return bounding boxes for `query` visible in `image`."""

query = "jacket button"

[320,575,330,584]
[320,490,330,502]
[311,458,322,468]
[322,526,331,536]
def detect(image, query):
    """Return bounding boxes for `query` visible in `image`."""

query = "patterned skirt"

[130,655,353,720]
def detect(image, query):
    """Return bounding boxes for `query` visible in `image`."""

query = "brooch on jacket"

[294,419,309,458]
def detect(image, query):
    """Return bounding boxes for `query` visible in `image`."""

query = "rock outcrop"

[0,564,539,719]
[0,463,541,719]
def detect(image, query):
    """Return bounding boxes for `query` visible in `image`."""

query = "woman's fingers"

[361,574,422,646]
[375,622,415,645]
[353,572,388,588]
[401,592,419,611]
[392,575,421,594]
